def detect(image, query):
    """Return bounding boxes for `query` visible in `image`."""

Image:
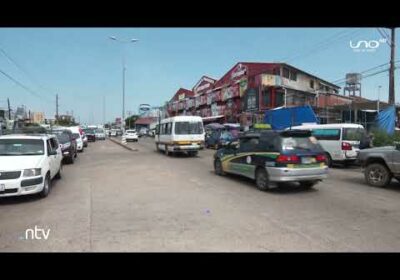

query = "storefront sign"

[178,93,185,101]
[239,79,248,97]
[207,94,212,105]
[231,63,247,81]
[197,83,210,93]
[262,74,281,86]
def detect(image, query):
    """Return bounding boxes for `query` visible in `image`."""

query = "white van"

[155,116,205,156]
[65,126,85,152]
[289,123,365,166]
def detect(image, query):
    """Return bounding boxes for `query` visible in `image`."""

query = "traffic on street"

[1,27,400,252]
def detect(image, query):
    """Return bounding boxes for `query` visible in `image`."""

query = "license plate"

[301,157,316,164]
[0,184,5,192]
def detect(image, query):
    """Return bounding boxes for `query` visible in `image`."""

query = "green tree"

[125,115,139,129]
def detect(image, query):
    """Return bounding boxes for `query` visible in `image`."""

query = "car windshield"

[280,136,322,152]
[175,122,203,135]
[96,129,104,133]
[56,134,70,144]
[343,127,365,141]
[126,130,136,134]
[84,129,95,134]
[72,133,80,139]
[0,139,45,156]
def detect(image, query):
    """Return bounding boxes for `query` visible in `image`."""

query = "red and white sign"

[231,63,247,81]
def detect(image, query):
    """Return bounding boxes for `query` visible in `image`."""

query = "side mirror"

[48,150,57,156]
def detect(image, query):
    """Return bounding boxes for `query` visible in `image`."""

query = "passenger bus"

[155,116,205,156]
[289,123,365,166]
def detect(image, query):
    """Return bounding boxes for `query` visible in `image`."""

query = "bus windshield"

[175,122,203,135]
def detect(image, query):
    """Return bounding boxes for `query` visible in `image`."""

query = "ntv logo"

[350,38,387,52]
[20,226,51,240]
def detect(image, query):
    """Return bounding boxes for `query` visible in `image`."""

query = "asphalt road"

[1,137,400,252]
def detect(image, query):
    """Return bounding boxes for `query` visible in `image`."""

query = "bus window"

[311,129,340,140]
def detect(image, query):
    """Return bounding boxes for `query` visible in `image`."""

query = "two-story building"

[166,62,342,126]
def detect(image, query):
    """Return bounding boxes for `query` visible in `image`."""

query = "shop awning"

[202,115,224,122]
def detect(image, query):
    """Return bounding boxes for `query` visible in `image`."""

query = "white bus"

[289,123,365,166]
[155,116,205,156]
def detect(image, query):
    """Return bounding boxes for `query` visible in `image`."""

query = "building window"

[275,91,285,107]
[283,68,290,79]
[263,89,271,107]
[289,71,297,81]
[310,80,314,89]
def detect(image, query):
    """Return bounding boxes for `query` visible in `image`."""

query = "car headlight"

[23,168,42,177]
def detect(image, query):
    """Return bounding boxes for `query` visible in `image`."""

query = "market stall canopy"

[205,123,225,129]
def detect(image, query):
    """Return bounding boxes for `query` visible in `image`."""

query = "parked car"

[124,130,138,142]
[138,128,148,137]
[82,133,88,147]
[83,128,96,142]
[95,128,106,140]
[110,129,117,137]
[357,144,400,187]
[290,123,365,167]
[51,129,78,164]
[213,129,329,191]
[0,134,63,198]
[66,126,85,152]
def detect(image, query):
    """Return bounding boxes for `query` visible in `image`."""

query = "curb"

[107,137,139,152]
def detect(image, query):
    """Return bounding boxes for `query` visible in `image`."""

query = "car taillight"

[342,142,352,151]
[315,154,326,162]
[276,155,300,164]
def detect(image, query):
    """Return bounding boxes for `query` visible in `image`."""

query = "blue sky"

[0,28,398,124]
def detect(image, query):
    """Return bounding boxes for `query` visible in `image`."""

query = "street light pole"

[109,36,139,132]
[377,85,382,112]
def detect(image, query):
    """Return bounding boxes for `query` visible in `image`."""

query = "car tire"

[214,159,225,175]
[39,174,51,198]
[188,151,198,157]
[365,163,392,187]
[325,153,332,167]
[68,154,74,164]
[255,168,270,191]
[299,180,318,189]
[165,145,170,156]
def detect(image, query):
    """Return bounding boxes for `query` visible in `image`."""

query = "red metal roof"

[214,62,279,88]
[170,88,194,102]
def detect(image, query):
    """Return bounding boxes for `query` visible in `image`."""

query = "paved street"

[1,137,400,252]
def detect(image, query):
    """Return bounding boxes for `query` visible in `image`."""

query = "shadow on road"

[209,170,319,195]
[0,179,61,205]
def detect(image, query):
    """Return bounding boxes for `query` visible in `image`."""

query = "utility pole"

[55,94,59,124]
[103,96,106,125]
[389,28,396,105]
[7,98,11,120]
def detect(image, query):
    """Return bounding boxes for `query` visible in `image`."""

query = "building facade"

[30,112,45,124]
[166,62,345,126]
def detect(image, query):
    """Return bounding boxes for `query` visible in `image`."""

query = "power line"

[330,60,400,85]
[281,28,363,64]
[0,45,54,95]
[0,68,48,100]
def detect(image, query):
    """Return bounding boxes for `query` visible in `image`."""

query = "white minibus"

[155,116,205,156]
